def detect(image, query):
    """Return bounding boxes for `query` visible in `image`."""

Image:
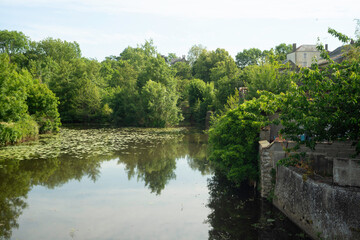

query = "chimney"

[292,43,297,52]
[325,44,328,51]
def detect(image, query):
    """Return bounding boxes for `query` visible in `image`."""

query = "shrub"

[208,93,279,185]
[0,116,38,145]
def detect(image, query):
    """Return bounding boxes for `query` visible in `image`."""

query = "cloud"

[2,0,360,19]
[24,23,163,45]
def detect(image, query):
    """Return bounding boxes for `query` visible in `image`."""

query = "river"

[0,127,310,240]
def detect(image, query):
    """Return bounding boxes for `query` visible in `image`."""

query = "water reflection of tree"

[118,140,179,195]
[185,132,212,175]
[0,154,112,240]
[0,160,30,239]
[206,172,311,240]
[0,130,211,239]
[118,132,211,194]
[206,172,259,240]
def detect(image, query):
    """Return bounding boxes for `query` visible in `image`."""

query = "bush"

[26,78,61,133]
[0,116,38,145]
[208,93,278,185]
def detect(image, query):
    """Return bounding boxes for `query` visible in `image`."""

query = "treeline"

[0,29,294,144]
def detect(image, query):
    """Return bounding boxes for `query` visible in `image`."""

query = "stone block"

[334,158,360,187]
[334,168,349,186]
[334,158,350,168]
[263,151,270,156]
[272,151,286,163]
[259,140,270,149]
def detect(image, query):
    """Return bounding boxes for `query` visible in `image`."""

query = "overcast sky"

[1,0,359,61]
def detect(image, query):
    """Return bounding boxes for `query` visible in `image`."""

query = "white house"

[286,44,323,67]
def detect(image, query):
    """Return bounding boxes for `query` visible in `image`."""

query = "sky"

[0,0,359,61]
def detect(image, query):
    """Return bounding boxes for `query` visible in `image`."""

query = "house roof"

[170,57,187,65]
[281,59,299,71]
[294,45,319,52]
[318,45,347,66]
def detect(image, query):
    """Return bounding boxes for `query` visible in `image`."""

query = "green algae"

[0,127,187,161]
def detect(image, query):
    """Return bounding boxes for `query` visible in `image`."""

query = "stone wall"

[334,158,360,187]
[273,166,360,240]
[259,139,360,239]
[259,140,272,198]
[259,140,288,198]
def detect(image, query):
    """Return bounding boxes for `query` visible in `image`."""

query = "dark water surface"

[0,127,310,240]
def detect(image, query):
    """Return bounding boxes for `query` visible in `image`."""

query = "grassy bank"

[0,117,39,145]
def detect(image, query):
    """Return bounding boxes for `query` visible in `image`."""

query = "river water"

[0,127,310,240]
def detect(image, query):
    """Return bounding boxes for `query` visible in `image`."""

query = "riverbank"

[0,118,39,146]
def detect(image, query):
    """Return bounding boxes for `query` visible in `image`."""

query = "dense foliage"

[208,26,360,186]
[1,25,359,198]
[1,29,295,135]
[280,30,360,154]
[208,94,279,185]
[243,61,294,99]
[0,53,60,144]
[235,43,292,68]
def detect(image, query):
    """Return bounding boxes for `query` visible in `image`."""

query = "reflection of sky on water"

[12,157,211,240]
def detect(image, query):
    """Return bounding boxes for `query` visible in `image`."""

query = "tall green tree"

[26,78,61,133]
[235,48,263,69]
[187,79,215,125]
[0,30,29,62]
[172,61,192,80]
[193,48,235,83]
[187,44,206,66]
[274,43,292,61]
[141,80,182,127]
[243,62,293,99]
[0,54,28,121]
[48,58,103,122]
[35,38,81,63]
[280,51,360,153]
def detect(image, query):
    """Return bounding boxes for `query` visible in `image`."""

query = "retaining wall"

[273,166,360,240]
[259,139,360,239]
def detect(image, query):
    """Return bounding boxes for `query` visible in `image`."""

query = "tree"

[243,62,293,99]
[172,61,192,80]
[235,48,263,68]
[108,86,142,126]
[166,53,178,64]
[215,76,243,109]
[210,56,239,84]
[48,58,103,122]
[208,94,278,185]
[187,79,215,125]
[193,48,235,83]
[274,43,292,61]
[187,44,206,66]
[101,58,138,88]
[137,54,176,89]
[35,38,81,63]
[0,54,28,122]
[141,80,182,127]
[26,78,61,133]
[280,56,360,153]
[0,30,29,62]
